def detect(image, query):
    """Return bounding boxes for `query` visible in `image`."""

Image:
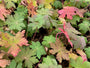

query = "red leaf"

[58,6,84,19]
[56,19,73,47]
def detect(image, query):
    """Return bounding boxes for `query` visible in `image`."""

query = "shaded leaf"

[65,23,86,49]
[53,0,62,9]
[28,14,57,30]
[15,47,39,68]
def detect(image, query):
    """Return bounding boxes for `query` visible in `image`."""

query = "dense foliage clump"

[0,0,90,68]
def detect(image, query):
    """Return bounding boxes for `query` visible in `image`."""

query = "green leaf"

[30,41,46,59]
[84,11,90,17]
[53,0,62,9]
[39,55,62,68]
[28,14,57,30]
[14,5,28,18]
[0,20,5,31]
[37,8,53,16]
[28,15,45,30]
[5,14,25,31]
[17,63,22,68]
[5,5,27,31]
[64,0,88,8]
[67,15,81,26]
[15,47,39,68]
[4,0,17,8]
[8,60,16,68]
[78,20,90,34]
[42,35,56,47]
[70,57,90,68]
[84,47,90,59]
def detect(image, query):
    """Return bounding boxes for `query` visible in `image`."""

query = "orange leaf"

[0,59,10,68]
[0,30,29,57]
[0,4,10,21]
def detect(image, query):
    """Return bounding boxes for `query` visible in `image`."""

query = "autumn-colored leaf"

[58,6,85,19]
[56,18,73,47]
[38,0,55,9]
[27,2,37,16]
[0,51,10,68]
[69,53,79,60]
[21,0,37,16]
[49,39,70,63]
[76,49,87,62]
[0,4,10,21]
[15,47,39,68]
[65,23,86,49]
[0,59,10,68]
[0,30,29,57]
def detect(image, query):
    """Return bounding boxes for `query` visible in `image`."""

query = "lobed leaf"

[39,55,62,68]
[58,6,86,19]
[49,39,70,63]
[70,57,90,68]
[30,41,46,59]
[42,35,56,47]
[15,47,39,68]
[0,30,29,57]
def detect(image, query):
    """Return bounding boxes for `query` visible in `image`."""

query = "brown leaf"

[76,9,87,17]
[49,39,70,63]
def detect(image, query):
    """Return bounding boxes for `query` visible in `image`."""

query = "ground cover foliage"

[0,0,90,68]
